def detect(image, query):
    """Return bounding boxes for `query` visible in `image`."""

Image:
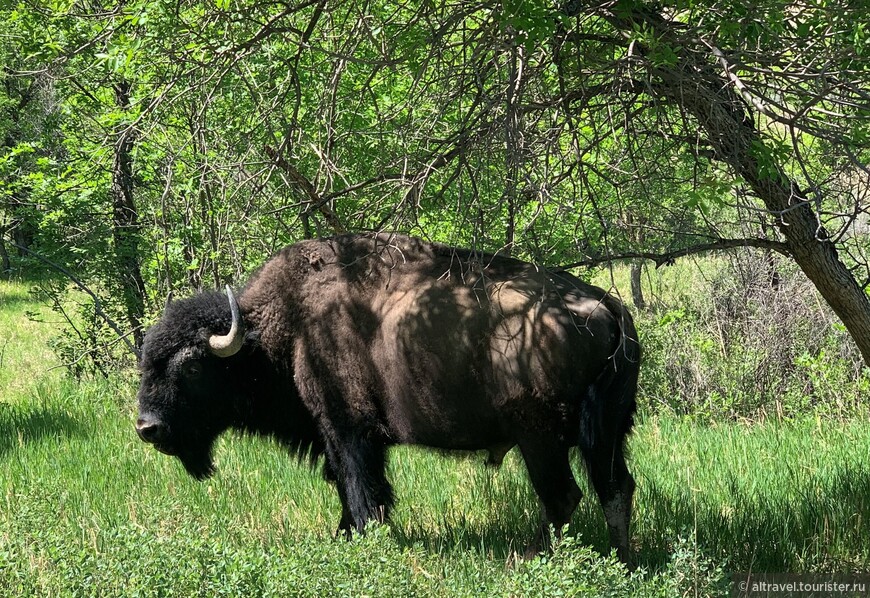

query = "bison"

[135,233,640,562]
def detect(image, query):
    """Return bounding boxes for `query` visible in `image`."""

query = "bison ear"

[208,285,246,358]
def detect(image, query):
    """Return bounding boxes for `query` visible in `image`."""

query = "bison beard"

[140,418,218,480]
[135,233,640,563]
[173,441,216,481]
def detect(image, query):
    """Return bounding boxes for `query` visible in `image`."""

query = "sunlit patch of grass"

[0,279,62,397]
[631,416,870,571]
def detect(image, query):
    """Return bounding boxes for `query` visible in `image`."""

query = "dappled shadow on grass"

[0,403,83,456]
[391,514,535,560]
[0,287,36,313]
[391,511,615,563]
[384,447,869,573]
[390,466,870,572]
[387,451,616,561]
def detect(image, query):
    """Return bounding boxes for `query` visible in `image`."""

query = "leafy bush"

[0,519,735,597]
[507,536,644,597]
[30,280,134,378]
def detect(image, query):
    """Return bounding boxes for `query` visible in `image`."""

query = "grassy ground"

[1,277,868,596]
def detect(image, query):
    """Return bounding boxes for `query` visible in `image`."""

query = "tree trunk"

[675,76,870,365]
[112,79,146,351]
[602,6,870,365]
[0,226,10,276]
[630,261,646,310]
[181,199,202,291]
[9,192,34,257]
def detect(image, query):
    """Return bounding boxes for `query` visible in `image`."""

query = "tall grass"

[2,276,869,596]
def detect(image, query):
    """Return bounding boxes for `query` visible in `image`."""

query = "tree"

[5,0,870,369]
[578,1,870,363]
[0,24,60,274]
[111,76,145,350]
[306,0,870,363]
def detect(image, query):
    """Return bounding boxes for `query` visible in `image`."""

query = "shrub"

[621,252,869,419]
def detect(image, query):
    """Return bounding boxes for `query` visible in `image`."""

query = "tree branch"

[557,238,790,270]
[322,118,500,202]
[263,145,346,234]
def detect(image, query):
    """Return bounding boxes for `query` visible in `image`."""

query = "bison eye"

[182,360,203,379]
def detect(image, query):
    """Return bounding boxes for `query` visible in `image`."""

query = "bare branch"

[558,238,791,270]
[263,145,346,234]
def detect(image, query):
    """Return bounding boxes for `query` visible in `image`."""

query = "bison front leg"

[325,436,394,538]
[519,441,583,558]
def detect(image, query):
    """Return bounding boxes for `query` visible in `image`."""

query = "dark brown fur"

[136,233,640,562]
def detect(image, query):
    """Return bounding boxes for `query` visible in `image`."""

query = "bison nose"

[135,416,167,444]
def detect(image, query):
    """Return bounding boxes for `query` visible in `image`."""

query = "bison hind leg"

[580,438,635,566]
[518,441,583,557]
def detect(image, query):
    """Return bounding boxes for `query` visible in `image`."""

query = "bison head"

[136,286,247,480]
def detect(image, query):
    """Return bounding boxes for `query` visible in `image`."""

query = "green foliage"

[498,0,563,49]
[510,537,636,596]
[0,521,486,597]
[33,281,130,378]
[661,534,729,597]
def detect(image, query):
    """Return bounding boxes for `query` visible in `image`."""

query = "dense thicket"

[2,1,869,383]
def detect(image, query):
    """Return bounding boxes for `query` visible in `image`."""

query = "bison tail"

[578,307,640,452]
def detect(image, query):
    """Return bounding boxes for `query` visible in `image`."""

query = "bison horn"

[208,285,245,358]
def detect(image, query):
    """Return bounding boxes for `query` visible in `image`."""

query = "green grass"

[1,278,869,596]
